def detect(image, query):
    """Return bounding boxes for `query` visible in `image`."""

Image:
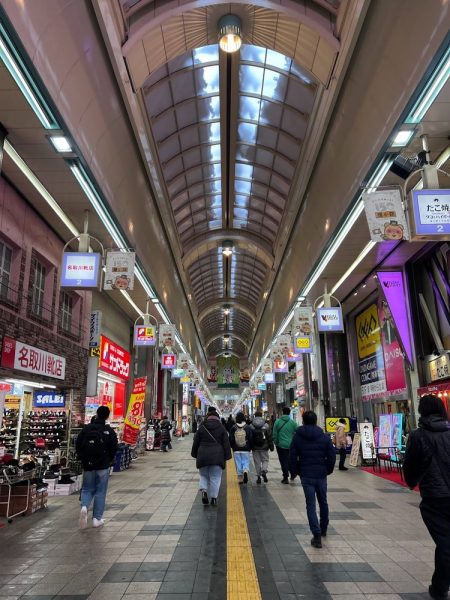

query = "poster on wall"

[217,355,240,388]
[378,299,407,396]
[104,250,136,290]
[378,413,403,449]
[355,304,386,400]
[292,306,314,335]
[158,324,176,349]
[123,377,147,446]
[363,188,410,242]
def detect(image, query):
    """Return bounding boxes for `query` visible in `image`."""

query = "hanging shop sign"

[104,250,135,290]
[278,334,293,356]
[261,359,273,374]
[207,364,217,383]
[178,354,190,371]
[99,335,130,380]
[409,188,450,240]
[257,382,266,391]
[33,391,65,408]
[60,252,101,289]
[133,325,156,347]
[159,324,176,349]
[217,355,240,388]
[271,346,284,362]
[172,368,185,378]
[1,337,66,380]
[181,376,190,383]
[161,354,176,369]
[359,422,376,460]
[294,335,313,354]
[316,307,344,332]
[296,360,305,397]
[428,353,450,383]
[293,306,314,335]
[377,271,413,365]
[123,377,146,445]
[273,358,288,373]
[264,372,275,384]
[240,366,250,384]
[363,188,409,242]
[89,310,102,348]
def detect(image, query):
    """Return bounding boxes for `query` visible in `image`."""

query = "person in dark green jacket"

[273,407,298,484]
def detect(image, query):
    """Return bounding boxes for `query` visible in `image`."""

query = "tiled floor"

[0,438,435,599]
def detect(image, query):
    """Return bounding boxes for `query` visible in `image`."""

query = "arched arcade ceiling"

[93,0,366,362]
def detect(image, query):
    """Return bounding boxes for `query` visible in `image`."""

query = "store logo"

[382,280,401,288]
[358,315,378,341]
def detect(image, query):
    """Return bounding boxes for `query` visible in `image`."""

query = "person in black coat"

[160,416,172,452]
[229,412,253,484]
[191,407,232,505]
[289,410,336,548]
[76,406,118,529]
[403,395,450,600]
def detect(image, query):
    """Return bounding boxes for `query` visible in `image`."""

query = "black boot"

[311,535,322,549]
[201,491,209,505]
[262,471,268,483]
[210,498,217,506]
[281,478,289,484]
[256,476,261,484]
[243,471,248,484]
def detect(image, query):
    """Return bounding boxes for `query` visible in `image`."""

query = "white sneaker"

[92,518,104,528]
[79,506,88,530]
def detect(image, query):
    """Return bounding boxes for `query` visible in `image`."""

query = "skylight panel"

[193,45,219,65]
[240,65,264,95]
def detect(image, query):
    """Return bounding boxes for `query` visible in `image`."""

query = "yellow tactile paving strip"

[226,459,262,600]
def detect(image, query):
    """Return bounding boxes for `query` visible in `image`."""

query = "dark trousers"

[301,477,329,537]
[420,497,450,595]
[339,448,347,469]
[276,446,290,479]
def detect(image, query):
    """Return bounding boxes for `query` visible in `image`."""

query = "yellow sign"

[355,304,381,359]
[325,417,350,433]
[295,336,311,349]
[181,377,190,383]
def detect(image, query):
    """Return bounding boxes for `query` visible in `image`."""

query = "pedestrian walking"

[229,412,253,484]
[192,418,198,434]
[160,416,172,452]
[250,410,274,483]
[76,406,118,529]
[191,406,232,506]
[273,407,298,483]
[403,395,450,600]
[335,418,348,471]
[226,415,235,432]
[289,410,336,548]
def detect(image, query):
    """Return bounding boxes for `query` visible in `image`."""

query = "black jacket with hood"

[403,414,450,498]
[76,418,118,471]
[160,418,172,443]
[250,416,273,451]
[289,424,336,479]
[229,422,253,452]
[191,414,232,469]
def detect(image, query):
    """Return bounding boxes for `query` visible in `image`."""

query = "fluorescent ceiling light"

[4,140,79,237]
[155,302,170,324]
[49,136,72,153]
[391,130,414,147]
[330,241,376,295]
[406,44,450,124]
[5,378,56,389]
[0,24,58,130]
[120,290,143,317]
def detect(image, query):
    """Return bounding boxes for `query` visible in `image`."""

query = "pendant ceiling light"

[218,15,242,53]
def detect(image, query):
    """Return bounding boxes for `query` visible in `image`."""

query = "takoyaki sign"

[363,188,410,242]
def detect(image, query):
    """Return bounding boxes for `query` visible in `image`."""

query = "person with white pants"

[191,406,232,505]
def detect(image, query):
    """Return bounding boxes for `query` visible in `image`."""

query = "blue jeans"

[234,452,250,476]
[81,469,110,520]
[301,477,329,536]
[199,465,223,499]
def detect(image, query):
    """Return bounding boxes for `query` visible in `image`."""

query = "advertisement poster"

[123,377,147,445]
[159,324,176,349]
[363,188,409,242]
[296,360,305,398]
[217,356,240,388]
[359,422,375,459]
[379,299,407,395]
[293,306,314,335]
[356,304,386,400]
[104,250,135,290]
[378,413,403,449]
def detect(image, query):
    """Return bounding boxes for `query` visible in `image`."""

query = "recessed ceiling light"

[49,136,72,153]
[391,130,415,147]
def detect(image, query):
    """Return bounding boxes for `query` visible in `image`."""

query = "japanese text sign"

[123,377,146,445]
[99,335,130,380]
[411,189,450,237]
[1,337,66,380]
[161,354,176,369]
[60,252,101,289]
[104,250,135,291]
[363,188,409,242]
[89,310,102,348]
[133,325,156,347]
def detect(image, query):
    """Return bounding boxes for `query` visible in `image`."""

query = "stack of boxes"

[44,474,82,496]
[113,445,132,472]
[0,483,48,518]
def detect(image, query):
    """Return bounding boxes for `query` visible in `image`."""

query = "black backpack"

[78,426,109,468]
[253,428,266,449]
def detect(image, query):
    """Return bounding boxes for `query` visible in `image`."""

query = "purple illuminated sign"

[60,252,101,288]
[411,189,450,236]
[264,372,275,384]
[376,271,413,366]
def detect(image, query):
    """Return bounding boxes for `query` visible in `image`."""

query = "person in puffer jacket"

[160,416,172,452]
[229,412,253,484]
[335,419,348,471]
[250,411,274,484]
[403,395,450,600]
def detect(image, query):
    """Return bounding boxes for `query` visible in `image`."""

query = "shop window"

[0,240,12,299]
[60,292,72,332]
[31,261,46,317]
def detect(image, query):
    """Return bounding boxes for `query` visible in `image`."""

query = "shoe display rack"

[0,409,19,454]
[0,465,47,523]
[21,410,68,453]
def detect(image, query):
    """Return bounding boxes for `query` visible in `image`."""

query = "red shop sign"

[99,335,130,380]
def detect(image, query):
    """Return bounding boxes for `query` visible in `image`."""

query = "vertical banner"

[359,422,375,459]
[261,358,273,375]
[378,299,407,395]
[89,310,102,348]
[349,433,361,467]
[363,188,409,242]
[293,306,314,335]
[355,304,386,400]
[123,377,147,445]
[159,324,176,349]
[104,250,136,290]
[278,334,293,356]
[217,356,240,387]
